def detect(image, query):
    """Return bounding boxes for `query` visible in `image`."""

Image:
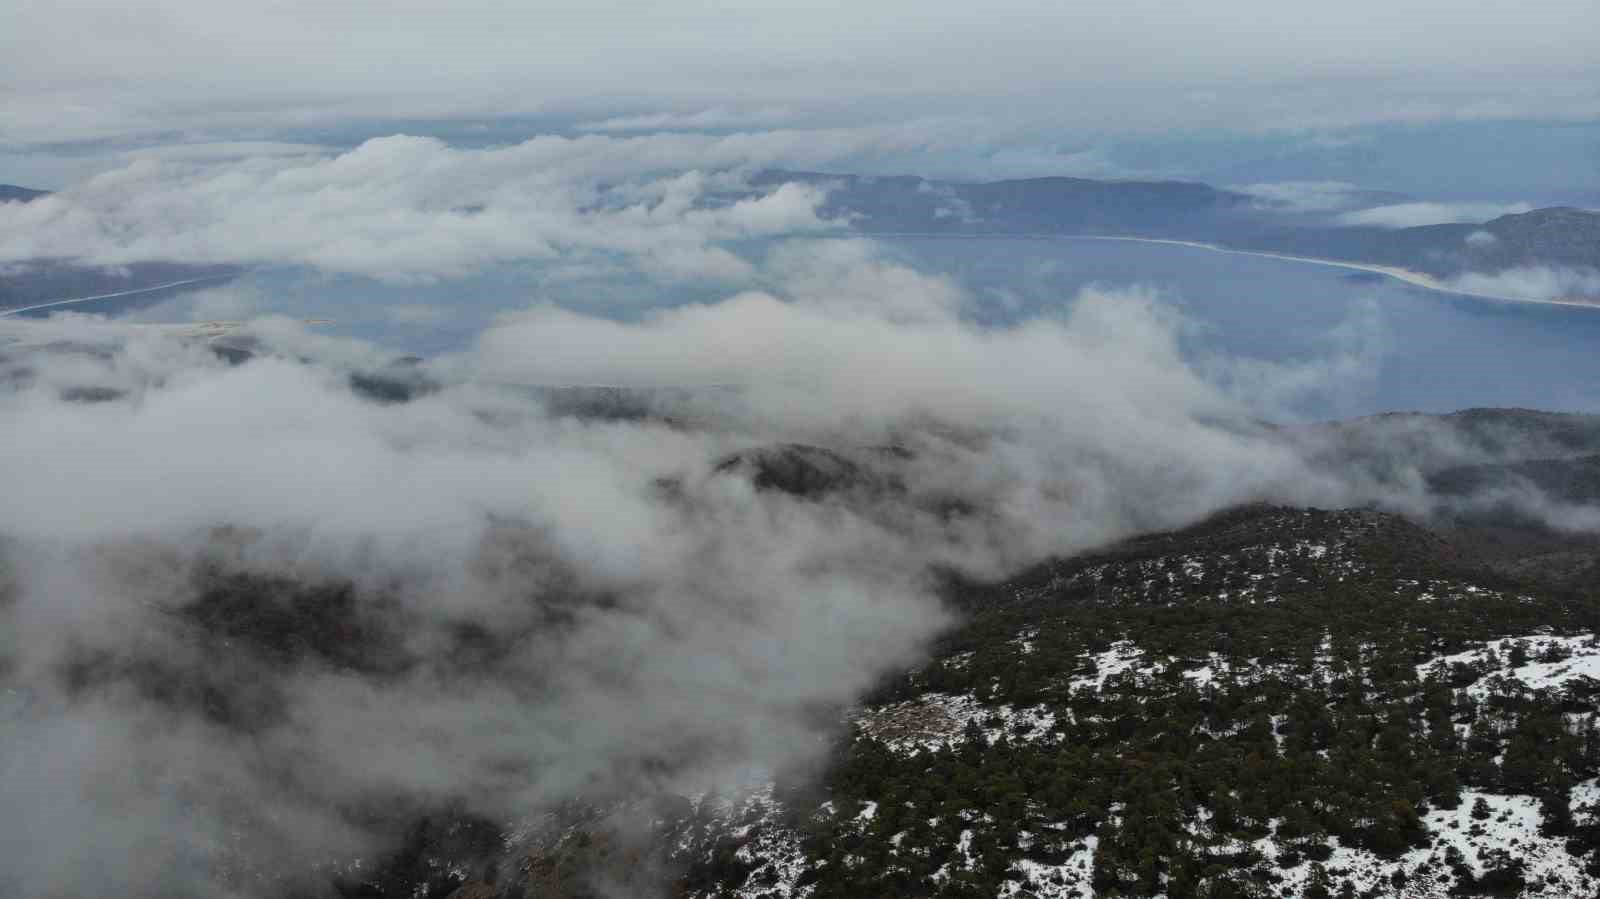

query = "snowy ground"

[1013,523,1536,610]
[997,835,1098,899]
[849,625,1600,898]
[1418,633,1600,699]
[1262,789,1598,899]
[855,692,1060,753]
[679,784,814,899]
[1027,536,1357,607]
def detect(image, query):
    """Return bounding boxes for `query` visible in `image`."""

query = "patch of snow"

[931,828,979,886]
[1070,641,1155,692]
[1264,790,1596,899]
[1418,633,1600,700]
[716,785,813,899]
[999,835,1099,898]
[1013,627,1040,655]
[855,692,1061,753]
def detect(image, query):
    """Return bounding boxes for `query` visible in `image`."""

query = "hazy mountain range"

[0,184,47,204]
[754,170,1600,282]
[6,172,1595,316]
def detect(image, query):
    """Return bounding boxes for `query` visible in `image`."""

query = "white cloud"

[120,141,336,162]
[0,256,1322,892]
[967,145,1126,179]
[0,1,1596,145]
[1235,181,1369,212]
[1448,265,1600,303]
[1336,201,1534,228]
[576,107,799,133]
[0,132,901,282]
[4,240,1597,893]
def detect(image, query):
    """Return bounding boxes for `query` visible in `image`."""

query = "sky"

[1,0,1598,293]
[3,0,1599,200]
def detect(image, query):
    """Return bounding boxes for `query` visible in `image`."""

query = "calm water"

[128,235,1600,419]
[880,236,1600,418]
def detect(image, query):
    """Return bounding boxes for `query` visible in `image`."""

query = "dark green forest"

[680,507,1600,899]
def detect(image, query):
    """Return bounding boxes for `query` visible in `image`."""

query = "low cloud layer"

[0,132,911,283]
[1236,181,1378,213]
[2,243,1597,896]
[576,107,800,134]
[1336,200,1535,229]
[2,0,1597,146]
[1447,264,1600,303]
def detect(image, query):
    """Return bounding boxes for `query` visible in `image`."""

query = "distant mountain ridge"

[758,170,1600,290]
[3,173,1597,313]
[755,169,1256,238]
[1470,206,1600,271]
[0,184,48,203]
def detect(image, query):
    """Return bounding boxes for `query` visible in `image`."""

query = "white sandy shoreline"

[0,276,231,319]
[875,232,1600,311]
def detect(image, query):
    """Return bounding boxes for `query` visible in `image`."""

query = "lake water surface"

[882,236,1600,418]
[134,234,1600,419]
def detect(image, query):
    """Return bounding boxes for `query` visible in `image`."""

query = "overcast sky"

[2,0,1598,283]
[3,0,1597,147]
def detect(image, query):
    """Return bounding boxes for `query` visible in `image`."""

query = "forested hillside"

[357,504,1600,899]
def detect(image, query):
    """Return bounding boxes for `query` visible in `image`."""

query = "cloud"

[1235,181,1370,212]
[576,107,799,133]
[0,248,1341,894]
[1199,297,1391,419]
[1447,265,1600,303]
[0,132,902,283]
[3,240,1598,894]
[120,141,337,162]
[1,1,1596,146]
[965,145,1126,180]
[0,325,942,893]
[1336,201,1534,228]
[124,282,270,322]
[1241,81,1600,134]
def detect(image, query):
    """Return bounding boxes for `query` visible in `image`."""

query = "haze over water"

[139,234,1600,420]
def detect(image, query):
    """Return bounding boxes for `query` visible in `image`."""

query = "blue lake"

[127,235,1600,419]
[880,236,1600,418]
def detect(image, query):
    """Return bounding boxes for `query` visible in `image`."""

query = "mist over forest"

[3,0,1600,896]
